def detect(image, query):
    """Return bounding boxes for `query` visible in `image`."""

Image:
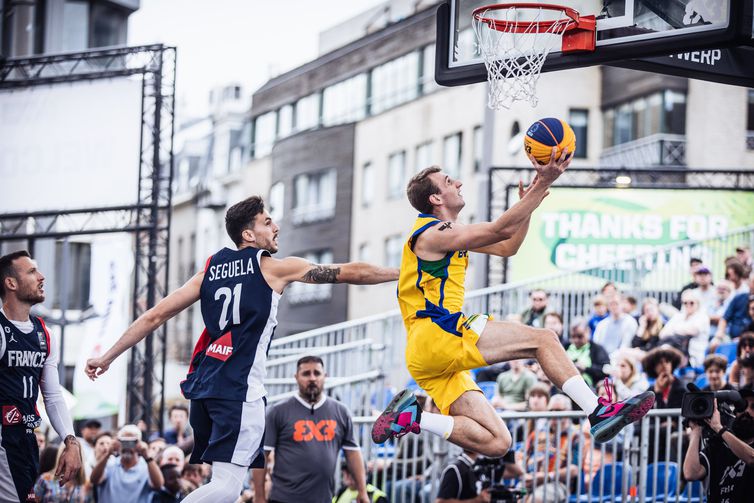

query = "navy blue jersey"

[0,312,49,427]
[181,247,280,402]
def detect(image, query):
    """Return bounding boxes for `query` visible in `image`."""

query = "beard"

[731,412,754,440]
[303,384,321,402]
[18,285,44,305]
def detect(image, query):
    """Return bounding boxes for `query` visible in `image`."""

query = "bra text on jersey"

[7,350,46,367]
[207,258,255,281]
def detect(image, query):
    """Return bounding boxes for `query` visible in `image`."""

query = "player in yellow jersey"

[371,149,655,456]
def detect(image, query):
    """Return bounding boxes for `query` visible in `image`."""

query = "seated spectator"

[181,464,205,493]
[90,424,164,503]
[34,443,91,502]
[729,332,754,388]
[711,273,754,350]
[726,260,750,295]
[593,294,638,356]
[512,382,551,441]
[643,346,685,409]
[160,445,185,473]
[543,311,566,345]
[609,350,649,400]
[161,404,193,455]
[632,298,664,352]
[622,295,640,321]
[491,359,538,410]
[674,257,703,309]
[709,279,735,336]
[523,395,580,503]
[587,295,609,336]
[147,437,167,464]
[564,318,609,389]
[521,289,549,327]
[736,244,753,276]
[702,354,731,391]
[335,461,387,503]
[691,265,716,314]
[659,289,710,366]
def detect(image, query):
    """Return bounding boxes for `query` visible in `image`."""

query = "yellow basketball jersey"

[398,214,468,335]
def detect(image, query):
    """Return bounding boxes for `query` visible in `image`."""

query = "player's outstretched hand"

[527,146,571,185]
[85,357,111,381]
[55,440,82,486]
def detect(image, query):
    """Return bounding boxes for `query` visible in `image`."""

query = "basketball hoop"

[472,3,595,110]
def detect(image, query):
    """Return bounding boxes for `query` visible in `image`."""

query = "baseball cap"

[695,266,712,275]
[83,419,102,429]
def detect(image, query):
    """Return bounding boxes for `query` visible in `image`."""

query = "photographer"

[436,450,522,503]
[683,386,754,503]
[90,424,164,503]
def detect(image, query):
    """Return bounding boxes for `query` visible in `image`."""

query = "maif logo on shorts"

[293,419,337,442]
[2,405,22,426]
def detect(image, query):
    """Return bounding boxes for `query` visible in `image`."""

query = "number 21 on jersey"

[215,283,242,330]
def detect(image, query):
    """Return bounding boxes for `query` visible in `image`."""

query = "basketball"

[523,118,576,165]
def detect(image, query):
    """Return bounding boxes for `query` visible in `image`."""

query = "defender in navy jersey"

[0,251,82,502]
[86,196,398,503]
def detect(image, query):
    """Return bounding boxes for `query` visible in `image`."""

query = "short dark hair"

[727,261,746,279]
[642,346,683,378]
[94,431,113,443]
[406,166,441,215]
[690,257,703,266]
[703,354,728,372]
[296,355,324,370]
[0,250,31,298]
[182,464,202,476]
[225,196,266,246]
[169,404,189,416]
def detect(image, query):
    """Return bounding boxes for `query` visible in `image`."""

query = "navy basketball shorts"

[189,397,265,468]
[0,421,39,502]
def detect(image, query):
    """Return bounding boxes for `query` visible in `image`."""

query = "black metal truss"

[0,45,176,433]
[486,166,754,286]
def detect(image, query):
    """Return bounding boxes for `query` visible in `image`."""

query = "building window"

[269,182,285,221]
[420,44,439,95]
[292,169,337,224]
[603,90,686,147]
[53,241,91,310]
[415,141,433,174]
[746,89,754,150]
[370,51,420,114]
[443,132,462,179]
[90,3,128,48]
[278,104,293,139]
[472,126,483,172]
[358,243,371,262]
[387,151,407,199]
[294,92,320,132]
[287,249,334,304]
[253,111,277,158]
[322,74,367,126]
[63,1,90,52]
[568,109,588,158]
[362,162,374,208]
[385,236,403,268]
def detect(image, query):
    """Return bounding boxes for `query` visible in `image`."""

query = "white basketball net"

[472,6,572,110]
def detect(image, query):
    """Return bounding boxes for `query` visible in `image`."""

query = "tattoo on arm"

[302,265,341,284]
[438,222,453,231]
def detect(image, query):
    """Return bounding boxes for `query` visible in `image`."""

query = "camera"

[681,385,745,432]
[119,439,137,450]
[473,456,525,503]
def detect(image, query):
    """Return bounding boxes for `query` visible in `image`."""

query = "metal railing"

[265,225,754,401]
[340,409,706,503]
[600,134,687,167]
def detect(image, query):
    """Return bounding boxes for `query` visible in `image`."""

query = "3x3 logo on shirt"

[292,419,337,442]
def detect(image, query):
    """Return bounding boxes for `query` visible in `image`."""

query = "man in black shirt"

[435,450,521,503]
[683,386,754,503]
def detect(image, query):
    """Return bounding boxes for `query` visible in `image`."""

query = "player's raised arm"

[85,271,204,380]
[261,255,398,291]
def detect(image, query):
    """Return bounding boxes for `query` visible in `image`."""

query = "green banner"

[508,188,754,283]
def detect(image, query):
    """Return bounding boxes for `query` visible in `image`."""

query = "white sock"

[420,412,454,439]
[561,375,600,413]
